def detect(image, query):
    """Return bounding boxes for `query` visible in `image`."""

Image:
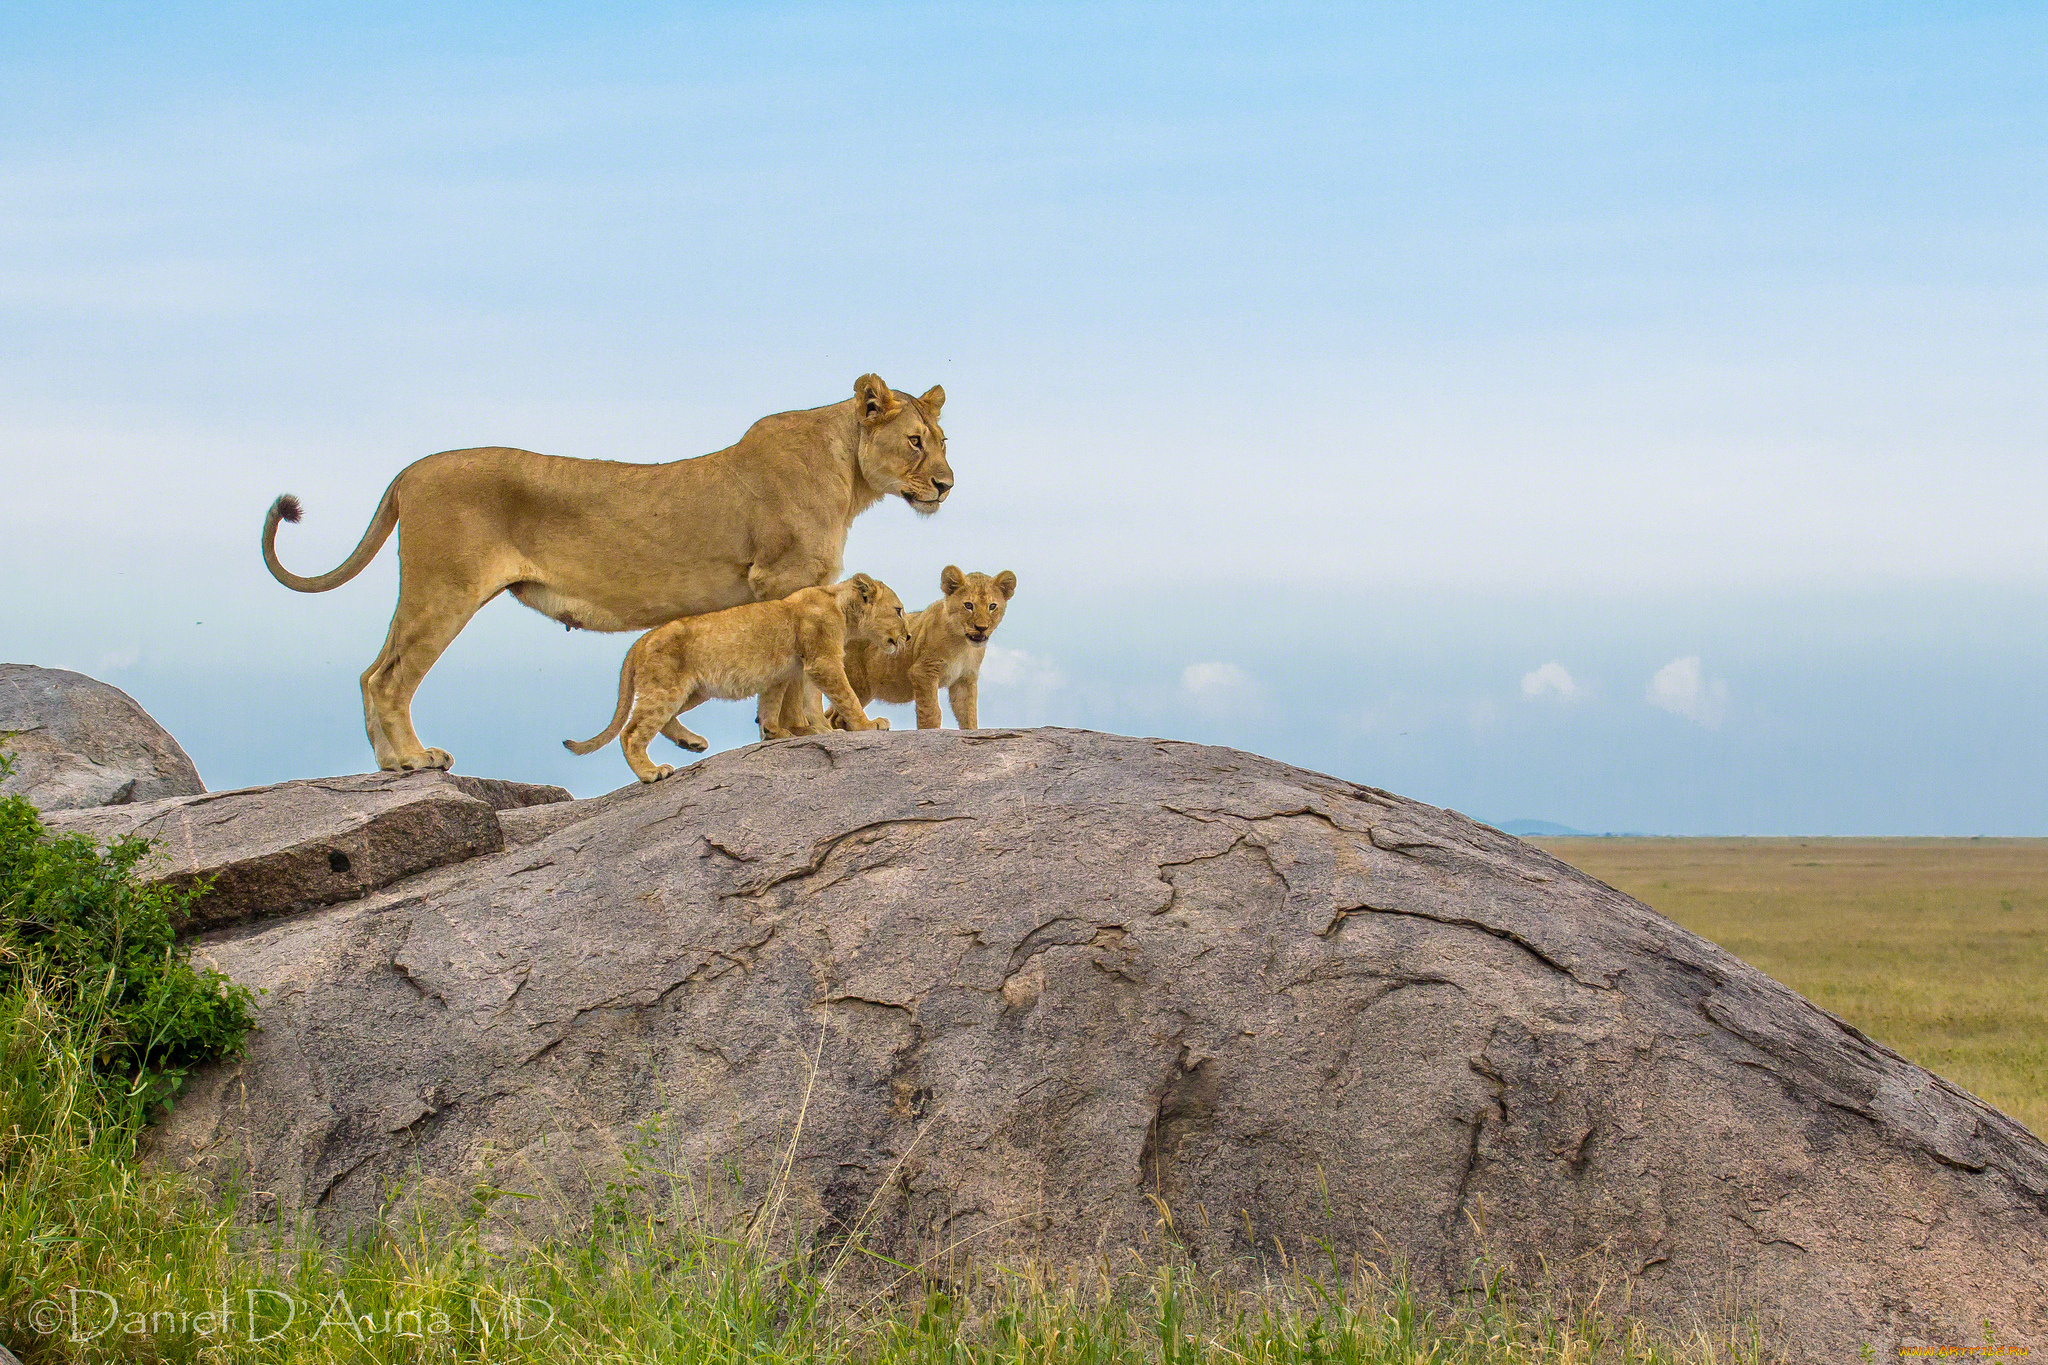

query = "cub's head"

[842,573,911,655]
[938,565,1016,645]
[853,374,952,516]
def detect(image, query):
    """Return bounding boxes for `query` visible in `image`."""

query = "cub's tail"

[262,480,400,593]
[565,636,642,755]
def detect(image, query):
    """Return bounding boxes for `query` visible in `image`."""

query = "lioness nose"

[932,477,951,497]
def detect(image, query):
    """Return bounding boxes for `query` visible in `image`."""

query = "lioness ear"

[855,374,900,426]
[850,572,878,603]
[940,565,966,597]
[994,570,1017,600]
[919,385,945,419]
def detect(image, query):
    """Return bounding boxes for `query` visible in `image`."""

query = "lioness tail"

[262,479,400,593]
[565,636,642,755]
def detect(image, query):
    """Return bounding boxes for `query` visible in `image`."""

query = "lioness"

[565,575,909,782]
[832,565,1016,730]
[262,375,951,772]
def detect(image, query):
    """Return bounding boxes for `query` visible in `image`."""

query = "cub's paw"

[639,764,676,784]
[872,718,892,730]
[665,725,710,753]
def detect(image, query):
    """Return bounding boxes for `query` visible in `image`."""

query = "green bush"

[0,755,256,1122]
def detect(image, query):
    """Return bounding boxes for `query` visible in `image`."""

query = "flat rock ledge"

[46,771,570,932]
[143,730,2044,1356]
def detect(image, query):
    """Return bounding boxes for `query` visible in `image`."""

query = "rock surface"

[0,663,204,811]
[46,771,570,932]
[151,730,2046,1355]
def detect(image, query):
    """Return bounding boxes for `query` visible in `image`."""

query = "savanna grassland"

[1535,838,2048,1137]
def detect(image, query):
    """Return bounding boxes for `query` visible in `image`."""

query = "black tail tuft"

[272,494,303,524]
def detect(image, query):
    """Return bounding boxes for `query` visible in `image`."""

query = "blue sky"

[3,3,2044,832]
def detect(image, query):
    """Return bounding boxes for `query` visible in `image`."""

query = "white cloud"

[1180,661,1264,719]
[97,645,140,671]
[1646,655,1729,727]
[976,646,1067,725]
[1520,661,1581,703]
[979,646,1063,691]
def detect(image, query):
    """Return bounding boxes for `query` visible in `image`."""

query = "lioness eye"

[908,434,922,449]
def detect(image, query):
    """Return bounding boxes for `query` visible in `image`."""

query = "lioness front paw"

[394,748,454,771]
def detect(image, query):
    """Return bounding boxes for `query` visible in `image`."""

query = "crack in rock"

[1321,903,1612,990]
[724,816,974,901]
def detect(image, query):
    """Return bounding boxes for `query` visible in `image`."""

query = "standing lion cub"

[831,566,1016,730]
[567,575,908,782]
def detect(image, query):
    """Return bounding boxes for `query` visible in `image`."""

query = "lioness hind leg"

[362,572,497,770]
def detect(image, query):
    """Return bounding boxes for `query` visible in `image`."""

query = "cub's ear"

[994,570,1017,600]
[940,564,966,597]
[919,385,945,418]
[855,374,900,425]
[850,572,878,602]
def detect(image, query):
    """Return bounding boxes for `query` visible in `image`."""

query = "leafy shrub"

[0,754,256,1120]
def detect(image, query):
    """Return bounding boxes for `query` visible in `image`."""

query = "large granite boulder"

[0,664,204,811]
[45,771,570,932]
[150,730,2046,1355]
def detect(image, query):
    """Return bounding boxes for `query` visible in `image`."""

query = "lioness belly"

[508,582,640,633]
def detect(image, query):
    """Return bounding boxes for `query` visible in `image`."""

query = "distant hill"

[1495,819,1589,837]
[1492,819,1658,838]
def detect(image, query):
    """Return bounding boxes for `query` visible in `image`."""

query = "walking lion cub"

[831,565,1016,730]
[567,575,909,782]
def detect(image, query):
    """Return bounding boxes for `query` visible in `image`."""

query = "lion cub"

[567,575,909,782]
[832,565,1016,730]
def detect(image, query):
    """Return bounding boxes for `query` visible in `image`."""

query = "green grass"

[1536,837,2048,1137]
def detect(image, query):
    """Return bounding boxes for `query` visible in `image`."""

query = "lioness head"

[843,572,911,655]
[938,565,1016,645]
[854,374,952,516]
